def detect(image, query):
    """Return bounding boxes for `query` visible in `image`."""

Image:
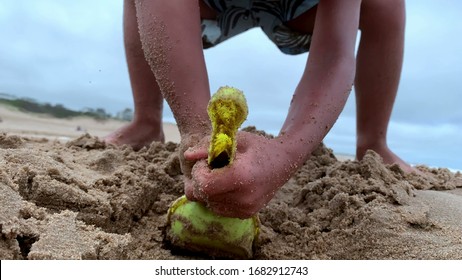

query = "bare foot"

[356,144,421,174]
[103,120,164,150]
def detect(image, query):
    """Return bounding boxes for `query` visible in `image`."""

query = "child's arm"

[279,0,361,161]
[135,1,211,137]
[134,1,213,180]
[185,0,362,218]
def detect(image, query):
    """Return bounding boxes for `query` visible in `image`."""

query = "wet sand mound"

[1,132,461,259]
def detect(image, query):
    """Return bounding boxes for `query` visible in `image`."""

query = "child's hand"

[178,132,210,188]
[183,131,298,219]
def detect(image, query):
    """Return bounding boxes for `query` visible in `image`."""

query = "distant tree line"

[0,94,133,121]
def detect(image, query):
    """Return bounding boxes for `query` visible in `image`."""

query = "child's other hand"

[184,131,295,219]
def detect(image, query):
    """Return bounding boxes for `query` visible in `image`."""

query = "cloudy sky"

[1,0,461,170]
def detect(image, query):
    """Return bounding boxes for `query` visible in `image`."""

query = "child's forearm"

[135,1,211,137]
[279,0,361,166]
[279,56,354,163]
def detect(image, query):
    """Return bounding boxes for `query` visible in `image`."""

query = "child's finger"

[190,160,233,197]
[184,178,198,201]
[207,194,259,219]
[184,145,208,161]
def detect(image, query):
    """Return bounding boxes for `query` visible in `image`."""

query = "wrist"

[265,135,313,181]
[177,114,211,137]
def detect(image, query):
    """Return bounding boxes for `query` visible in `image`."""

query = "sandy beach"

[1,104,461,259]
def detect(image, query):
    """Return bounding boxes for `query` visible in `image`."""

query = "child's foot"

[103,120,164,150]
[356,144,420,174]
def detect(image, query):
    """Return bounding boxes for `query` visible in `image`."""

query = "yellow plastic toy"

[207,86,248,168]
[166,86,260,259]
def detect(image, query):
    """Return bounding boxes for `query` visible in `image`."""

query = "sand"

[0,104,181,143]
[1,105,462,260]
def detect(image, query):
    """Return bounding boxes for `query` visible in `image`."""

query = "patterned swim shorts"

[201,0,319,55]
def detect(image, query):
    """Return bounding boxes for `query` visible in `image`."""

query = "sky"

[0,0,461,170]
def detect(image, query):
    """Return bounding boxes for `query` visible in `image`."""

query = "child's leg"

[104,0,164,150]
[355,0,415,172]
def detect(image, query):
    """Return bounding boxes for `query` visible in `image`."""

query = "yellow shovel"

[166,86,260,259]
